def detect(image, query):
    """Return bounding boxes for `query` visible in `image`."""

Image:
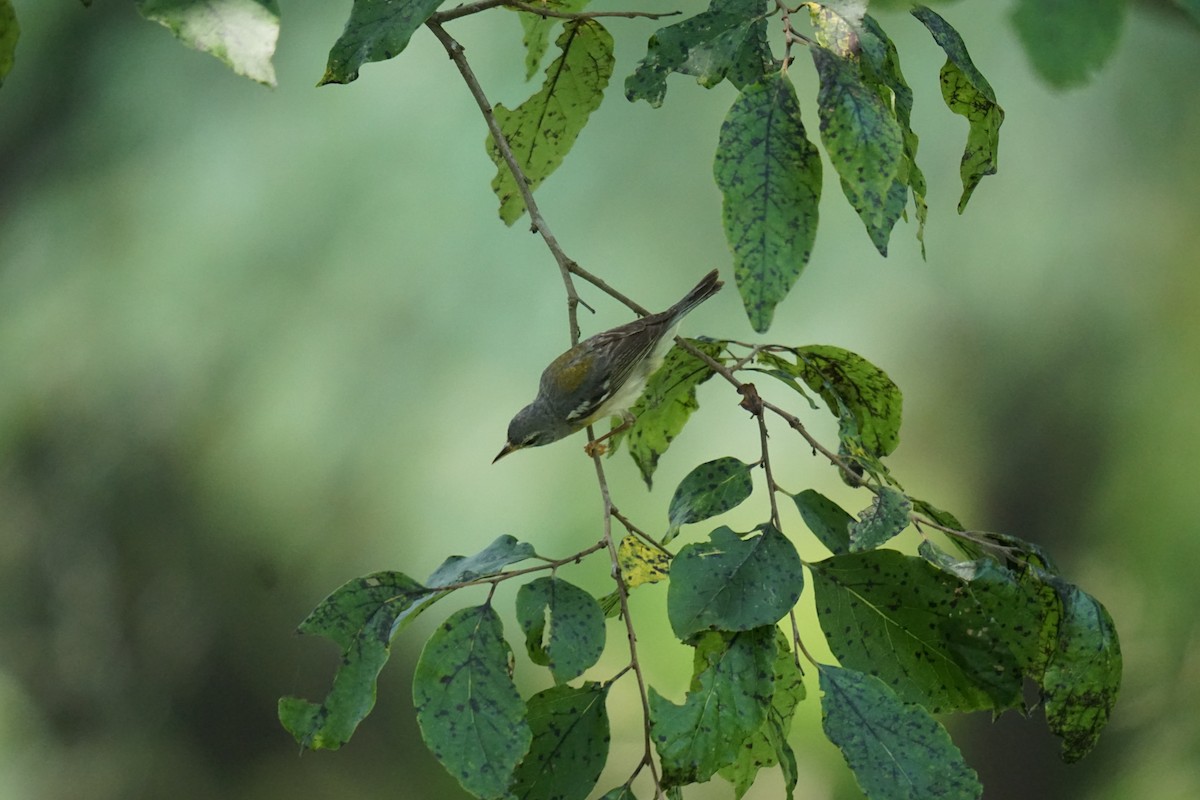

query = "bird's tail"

[665,269,723,323]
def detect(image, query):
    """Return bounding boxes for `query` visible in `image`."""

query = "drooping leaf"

[413,605,531,800]
[848,486,911,551]
[0,0,17,87]
[320,0,441,85]
[811,550,1040,712]
[650,627,776,787]
[792,489,853,555]
[714,73,822,332]
[911,5,1004,212]
[1039,576,1122,762]
[625,0,774,107]
[137,0,280,86]
[279,535,537,749]
[668,525,804,640]
[515,0,588,81]
[820,665,982,800]
[488,19,614,225]
[1011,0,1127,88]
[666,456,754,543]
[811,45,905,256]
[611,338,726,488]
[859,14,928,255]
[509,683,610,800]
[719,629,805,799]
[515,576,606,684]
[278,571,430,749]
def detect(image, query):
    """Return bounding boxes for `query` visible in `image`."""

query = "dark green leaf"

[598,787,638,800]
[786,345,903,458]
[650,627,776,786]
[278,571,430,750]
[1174,0,1200,25]
[714,74,822,332]
[820,665,982,800]
[0,0,18,87]
[1011,0,1126,88]
[811,550,1035,712]
[612,338,726,488]
[792,489,853,555]
[488,19,614,225]
[719,629,805,799]
[515,576,606,683]
[509,683,610,800]
[137,0,280,86]
[668,525,804,640]
[666,456,754,543]
[1039,577,1122,762]
[320,0,441,85]
[625,0,774,107]
[859,15,928,255]
[911,5,1004,212]
[849,486,911,551]
[413,605,531,800]
[515,0,588,81]
[811,45,905,256]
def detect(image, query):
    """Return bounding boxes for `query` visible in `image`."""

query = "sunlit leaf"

[509,683,610,800]
[625,0,774,107]
[516,576,606,684]
[911,5,1004,212]
[611,338,726,488]
[820,665,982,799]
[714,74,822,332]
[414,605,531,800]
[792,489,853,555]
[666,456,754,543]
[488,19,614,225]
[650,627,776,787]
[668,525,804,640]
[1011,0,1127,88]
[137,0,280,86]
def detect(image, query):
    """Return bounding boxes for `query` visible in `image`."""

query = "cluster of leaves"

[279,339,1122,799]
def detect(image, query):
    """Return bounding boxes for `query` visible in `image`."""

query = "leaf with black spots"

[848,486,911,551]
[509,683,610,800]
[666,456,754,543]
[516,576,606,683]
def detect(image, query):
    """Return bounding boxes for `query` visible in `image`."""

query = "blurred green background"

[1,2,1198,798]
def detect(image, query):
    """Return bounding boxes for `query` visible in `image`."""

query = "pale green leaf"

[137,0,280,86]
[515,0,588,81]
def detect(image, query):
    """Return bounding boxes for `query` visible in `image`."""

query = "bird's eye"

[522,434,540,447]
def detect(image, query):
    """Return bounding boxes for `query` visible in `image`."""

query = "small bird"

[494,269,723,462]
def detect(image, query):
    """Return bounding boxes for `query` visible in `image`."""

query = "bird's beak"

[493,442,519,463]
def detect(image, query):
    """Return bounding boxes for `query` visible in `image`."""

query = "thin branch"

[431,539,608,593]
[431,0,681,24]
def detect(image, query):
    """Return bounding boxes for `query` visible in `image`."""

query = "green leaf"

[0,0,17,87]
[820,665,982,800]
[1011,0,1127,88]
[488,19,614,225]
[515,576,606,684]
[625,0,774,107]
[859,15,928,255]
[413,605,532,800]
[515,0,589,81]
[612,338,725,488]
[320,0,443,85]
[784,345,903,459]
[811,550,1036,712]
[911,5,1004,212]
[668,525,804,640]
[598,787,638,800]
[719,629,805,799]
[714,73,822,332]
[792,489,853,555]
[811,45,905,256]
[278,571,431,750]
[137,0,280,87]
[1174,0,1200,26]
[666,456,754,543]
[848,486,911,551]
[650,627,776,787]
[509,683,610,800]
[279,535,536,749]
[1039,577,1122,762]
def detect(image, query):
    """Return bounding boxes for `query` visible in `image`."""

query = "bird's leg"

[584,411,637,457]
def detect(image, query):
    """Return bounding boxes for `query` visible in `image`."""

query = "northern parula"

[494,269,723,461]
